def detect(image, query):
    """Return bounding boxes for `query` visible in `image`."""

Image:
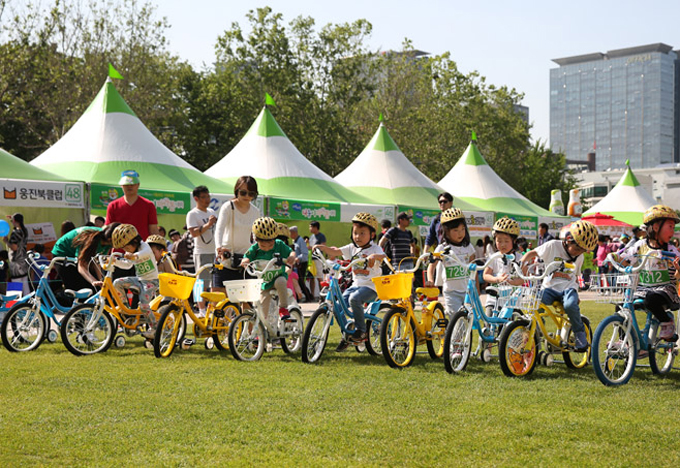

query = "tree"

[517,141,576,209]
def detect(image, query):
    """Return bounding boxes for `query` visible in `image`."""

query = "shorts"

[193,253,215,288]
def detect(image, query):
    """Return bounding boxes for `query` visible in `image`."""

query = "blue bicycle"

[591,252,679,386]
[443,251,522,373]
[1,253,93,352]
[301,253,388,363]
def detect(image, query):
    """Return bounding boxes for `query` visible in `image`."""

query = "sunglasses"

[238,190,258,198]
[438,199,451,204]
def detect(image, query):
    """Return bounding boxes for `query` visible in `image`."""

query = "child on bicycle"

[426,208,475,317]
[520,219,598,352]
[619,205,680,340]
[482,217,524,316]
[312,213,385,350]
[111,224,160,339]
[240,217,296,320]
[146,234,177,274]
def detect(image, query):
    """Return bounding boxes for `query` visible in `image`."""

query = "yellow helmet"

[351,212,379,233]
[493,217,520,237]
[252,217,279,240]
[567,220,598,251]
[441,207,464,224]
[112,224,139,248]
[277,223,290,239]
[146,235,167,248]
[643,205,679,225]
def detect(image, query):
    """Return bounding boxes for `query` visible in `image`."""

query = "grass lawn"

[2,301,680,466]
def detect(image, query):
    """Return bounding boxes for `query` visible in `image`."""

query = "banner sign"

[340,204,395,224]
[91,184,191,215]
[466,211,494,238]
[398,206,440,227]
[269,197,341,222]
[1,179,84,209]
[539,216,570,240]
[26,222,58,244]
[497,212,537,239]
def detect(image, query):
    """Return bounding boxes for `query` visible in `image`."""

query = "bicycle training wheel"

[1,302,46,352]
[498,319,537,377]
[380,307,417,369]
[60,304,116,356]
[301,306,331,364]
[591,314,637,386]
[443,309,473,373]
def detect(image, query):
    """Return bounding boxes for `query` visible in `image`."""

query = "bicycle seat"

[415,287,440,299]
[201,292,226,303]
[64,288,93,300]
[633,298,680,311]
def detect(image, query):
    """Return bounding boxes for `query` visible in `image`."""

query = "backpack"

[171,232,192,266]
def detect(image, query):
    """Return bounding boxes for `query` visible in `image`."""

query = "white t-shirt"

[485,251,521,307]
[533,239,583,292]
[620,239,680,288]
[339,242,385,290]
[114,242,158,281]
[214,200,261,256]
[434,243,476,292]
[186,207,217,255]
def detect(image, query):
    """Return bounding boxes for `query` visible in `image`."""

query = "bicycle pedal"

[213,310,224,318]
[435,318,448,328]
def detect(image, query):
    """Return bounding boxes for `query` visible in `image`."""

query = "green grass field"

[2,301,680,466]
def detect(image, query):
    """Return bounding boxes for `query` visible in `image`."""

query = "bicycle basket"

[517,280,543,312]
[159,273,196,300]
[224,279,263,302]
[589,273,638,304]
[494,283,517,310]
[371,273,413,300]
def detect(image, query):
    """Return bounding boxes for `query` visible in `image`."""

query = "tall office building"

[550,43,678,171]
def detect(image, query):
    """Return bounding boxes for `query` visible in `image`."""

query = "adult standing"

[187,185,217,316]
[290,226,313,303]
[214,175,261,292]
[424,192,454,253]
[105,170,159,241]
[537,223,555,246]
[308,221,327,299]
[379,212,416,271]
[3,213,29,294]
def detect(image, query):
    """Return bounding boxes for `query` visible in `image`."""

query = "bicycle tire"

[154,303,183,358]
[443,308,473,373]
[213,302,241,351]
[426,302,447,359]
[365,302,390,356]
[228,312,265,361]
[301,307,331,364]
[648,318,676,375]
[280,308,304,354]
[498,319,538,377]
[380,307,417,369]
[1,302,46,352]
[562,316,592,369]
[591,314,637,386]
[60,304,115,356]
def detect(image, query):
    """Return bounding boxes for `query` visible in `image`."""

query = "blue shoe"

[574,331,588,352]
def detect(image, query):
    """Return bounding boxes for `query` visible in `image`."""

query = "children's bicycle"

[497,260,592,377]
[1,253,94,352]
[226,255,305,361]
[591,252,679,386]
[301,254,388,363]
[375,253,448,369]
[153,257,241,358]
[443,251,521,373]
[60,253,178,356]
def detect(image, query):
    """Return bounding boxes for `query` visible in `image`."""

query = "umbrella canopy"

[560,212,633,238]
[30,79,236,196]
[582,161,657,226]
[205,106,368,204]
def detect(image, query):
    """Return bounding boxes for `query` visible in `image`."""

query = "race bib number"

[445,265,467,280]
[262,267,284,285]
[639,269,670,285]
[135,258,156,276]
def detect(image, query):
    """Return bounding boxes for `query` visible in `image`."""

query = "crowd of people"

[2,171,680,350]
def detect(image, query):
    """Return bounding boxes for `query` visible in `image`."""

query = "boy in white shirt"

[186,185,217,316]
[313,213,385,350]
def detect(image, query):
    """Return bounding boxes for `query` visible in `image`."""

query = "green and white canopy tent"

[30,79,237,230]
[582,160,657,227]
[335,122,492,235]
[205,105,393,227]
[438,137,568,239]
[1,147,86,247]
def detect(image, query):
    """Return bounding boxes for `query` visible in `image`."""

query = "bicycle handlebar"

[311,250,393,274]
[604,250,675,274]
[245,254,288,279]
[513,260,569,282]
[24,251,77,276]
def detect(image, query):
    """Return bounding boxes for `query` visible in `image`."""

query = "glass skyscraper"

[550,43,678,171]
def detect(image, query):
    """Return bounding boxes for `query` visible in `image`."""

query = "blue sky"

[156,0,680,146]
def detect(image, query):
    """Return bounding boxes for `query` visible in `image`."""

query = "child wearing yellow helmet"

[240,217,297,320]
[520,219,598,352]
[483,217,524,315]
[313,212,386,350]
[620,205,680,341]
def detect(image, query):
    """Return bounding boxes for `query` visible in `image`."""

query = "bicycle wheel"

[366,302,390,356]
[648,320,676,375]
[154,304,183,358]
[498,319,538,377]
[228,312,265,361]
[380,307,417,368]
[562,316,592,369]
[426,302,447,359]
[301,307,332,363]
[60,304,116,356]
[443,309,473,373]
[592,314,637,386]
[280,308,304,354]
[213,302,241,351]
[1,302,46,352]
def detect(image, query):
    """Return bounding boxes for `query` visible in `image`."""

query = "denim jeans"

[541,287,584,333]
[342,285,377,333]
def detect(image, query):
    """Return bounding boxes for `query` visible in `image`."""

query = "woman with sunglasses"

[213,175,262,291]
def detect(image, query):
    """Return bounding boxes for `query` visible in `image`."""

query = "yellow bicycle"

[375,253,448,369]
[153,258,241,358]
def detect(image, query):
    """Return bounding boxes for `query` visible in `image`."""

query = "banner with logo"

[1,179,84,209]
[90,184,191,215]
[466,211,495,238]
[340,204,395,224]
[269,197,341,222]
[496,212,537,239]
[397,206,440,227]
[26,222,58,244]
